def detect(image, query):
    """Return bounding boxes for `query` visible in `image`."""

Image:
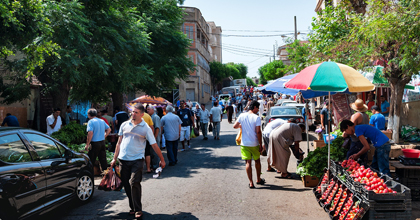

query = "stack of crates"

[395,168,420,201]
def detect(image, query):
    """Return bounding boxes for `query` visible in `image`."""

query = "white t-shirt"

[263,119,285,136]
[210,107,222,122]
[237,112,261,147]
[46,114,62,135]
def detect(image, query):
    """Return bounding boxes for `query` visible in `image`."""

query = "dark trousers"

[237,103,243,112]
[227,106,233,122]
[88,141,108,171]
[200,122,208,138]
[166,140,178,165]
[119,159,144,212]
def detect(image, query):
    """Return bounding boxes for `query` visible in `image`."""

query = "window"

[0,134,32,163]
[24,133,62,160]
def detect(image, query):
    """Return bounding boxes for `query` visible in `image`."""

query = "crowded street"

[40,114,324,220]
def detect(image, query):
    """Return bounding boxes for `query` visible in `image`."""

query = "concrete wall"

[401,100,420,128]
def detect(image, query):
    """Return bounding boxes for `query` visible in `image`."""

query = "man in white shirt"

[47,108,63,135]
[233,101,265,188]
[210,101,223,140]
[197,103,210,140]
[186,99,193,109]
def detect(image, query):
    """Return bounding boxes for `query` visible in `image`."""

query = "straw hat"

[350,99,368,112]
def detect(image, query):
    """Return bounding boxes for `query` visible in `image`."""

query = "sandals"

[135,211,143,219]
[249,183,255,189]
[266,168,276,172]
[256,178,266,185]
[279,173,293,179]
[129,210,135,215]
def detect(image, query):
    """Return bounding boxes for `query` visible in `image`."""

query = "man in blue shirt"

[380,95,390,117]
[369,106,386,130]
[85,109,111,172]
[1,113,19,127]
[161,105,182,166]
[340,120,391,175]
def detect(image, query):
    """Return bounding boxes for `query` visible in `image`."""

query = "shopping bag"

[190,128,196,138]
[236,129,242,145]
[110,168,123,191]
[194,127,200,137]
[208,123,213,132]
[98,167,113,191]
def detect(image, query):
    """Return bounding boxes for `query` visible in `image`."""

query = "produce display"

[345,201,365,220]
[297,136,347,178]
[333,191,349,216]
[341,159,396,194]
[322,180,336,200]
[338,195,354,220]
[330,186,345,211]
[316,172,329,193]
[325,183,339,205]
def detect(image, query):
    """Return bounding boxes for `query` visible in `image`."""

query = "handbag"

[209,123,213,132]
[236,129,242,145]
[194,127,200,137]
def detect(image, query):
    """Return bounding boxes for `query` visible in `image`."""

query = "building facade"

[177,7,221,104]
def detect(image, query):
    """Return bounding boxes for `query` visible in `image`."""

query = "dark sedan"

[262,106,305,129]
[0,127,94,219]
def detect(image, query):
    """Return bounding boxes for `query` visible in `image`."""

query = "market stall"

[125,95,171,111]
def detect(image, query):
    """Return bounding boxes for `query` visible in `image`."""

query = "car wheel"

[75,171,94,203]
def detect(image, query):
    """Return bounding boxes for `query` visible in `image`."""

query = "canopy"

[285,62,375,92]
[125,95,171,111]
[361,66,415,90]
[264,73,345,98]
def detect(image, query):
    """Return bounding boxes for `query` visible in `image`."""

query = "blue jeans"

[166,140,178,165]
[371,144,391,176]
[212,122,221,138]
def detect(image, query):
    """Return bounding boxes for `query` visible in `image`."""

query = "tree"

[258,60,288,81]
[227,63,247,78]
[285,40,311,73]
[246,77,257,87]
[309,0,420,142]
[209,61,227,91]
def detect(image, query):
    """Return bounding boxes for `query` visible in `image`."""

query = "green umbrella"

[361,66,415,89]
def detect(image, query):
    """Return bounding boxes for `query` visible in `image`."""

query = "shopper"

[233,100,265,188]
[85,108,111,172]
[210,101,223,140]
[369,106,386,130]
[1,113,19,127]
[340,120,391,175]
[177,100,194,151]
[380,95,390,117]
[161,105,182,166]
[47,108,63,135]
[262,118,286,172]
[147,106,162,171]
[197,103,210,140]
[111,104,165,219]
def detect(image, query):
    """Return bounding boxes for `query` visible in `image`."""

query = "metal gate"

[173,89,179,104]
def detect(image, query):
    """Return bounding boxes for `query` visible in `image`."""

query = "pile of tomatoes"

[325,183,339,205]
[338,196,354,220]
[321,179,336,200]
[341,159,397,194]
[345,203,365,220]
[330,186,345,211]
[316,172,329,193]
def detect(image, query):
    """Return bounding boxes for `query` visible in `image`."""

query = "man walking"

[111,104,165,219]
[210,101,223,140]
[227,97,234,123]
[197,103,210,140]
[47,108,63,135]
[147,106,162,171]
[177,100,194,151]
[233,101,265,188]
[85,109,111,172]
[161,105,182,166]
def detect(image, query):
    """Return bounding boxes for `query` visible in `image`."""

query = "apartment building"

[176,6,221,104]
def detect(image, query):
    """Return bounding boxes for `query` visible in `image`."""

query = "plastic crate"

[397,177,420,188]
[368,199,412,211]
[362,210,412,220]
[410,187,420,201]
[360,179,411,201]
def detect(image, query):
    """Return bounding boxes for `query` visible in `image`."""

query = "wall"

[401,100,420,128]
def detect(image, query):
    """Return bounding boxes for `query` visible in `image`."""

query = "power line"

[219,46,273,57]
[220,45,273,55]
[221,43,273,52]
[222,29,306,32]
[223,48,272,57]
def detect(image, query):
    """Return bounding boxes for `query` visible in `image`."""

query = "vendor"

[343,99,370,163]
[340,120,391,176]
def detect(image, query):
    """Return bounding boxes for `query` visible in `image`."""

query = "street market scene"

[1,0,420,219]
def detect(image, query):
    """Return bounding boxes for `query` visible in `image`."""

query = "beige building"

[276,41,309,67]
[175,7,221,104]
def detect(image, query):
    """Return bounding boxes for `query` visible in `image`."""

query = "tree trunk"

[387,78,409,143]
[50,80,70,124]
[111,92,124,115]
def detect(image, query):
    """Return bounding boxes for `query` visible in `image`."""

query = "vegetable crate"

[302,175,320,187]
[362,210,411,220]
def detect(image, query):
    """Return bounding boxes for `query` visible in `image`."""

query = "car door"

[23,132,81,207]
[0,132,46,218]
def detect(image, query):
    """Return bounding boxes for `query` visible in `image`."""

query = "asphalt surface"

[38,112,420,220]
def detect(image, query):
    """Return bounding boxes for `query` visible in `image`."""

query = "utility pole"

[273,45,276,61]
[294,16,297,41]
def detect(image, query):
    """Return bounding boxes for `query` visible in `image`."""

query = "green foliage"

[258,60,287,81]
[285,40,311,73]
[297,136,347,178]
[246,77,257,87]
[51,121,87,145]
[209,61,248,89]
[227,63,248,78]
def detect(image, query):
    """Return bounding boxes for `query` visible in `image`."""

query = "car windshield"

[271,108,299,116]
[283,102,297,106]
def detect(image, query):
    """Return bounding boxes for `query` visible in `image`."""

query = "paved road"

[42,114,330,220]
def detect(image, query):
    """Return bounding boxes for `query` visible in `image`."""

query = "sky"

[182,0,318,78]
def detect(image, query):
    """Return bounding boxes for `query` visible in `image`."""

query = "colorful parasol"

[361,66,415,90]
[285,62,375,92]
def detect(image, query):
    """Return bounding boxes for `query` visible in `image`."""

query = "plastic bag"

[194,127,200,137]
[236,129,242,145]
[190,128,196,138]
[209,123,213,132]
[98,168,113,191]
[110,168,123,191]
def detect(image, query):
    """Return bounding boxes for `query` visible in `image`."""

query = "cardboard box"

[318,133,323,140]
[382,130,392,139]
[313,140,326,149]
[302,175,320,187]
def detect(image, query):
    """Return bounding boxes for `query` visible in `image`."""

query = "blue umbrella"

[265,73,349,98]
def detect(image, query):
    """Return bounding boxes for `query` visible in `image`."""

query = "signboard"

[332,93,355,125]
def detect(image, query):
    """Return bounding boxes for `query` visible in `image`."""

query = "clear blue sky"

[182,0,318,78]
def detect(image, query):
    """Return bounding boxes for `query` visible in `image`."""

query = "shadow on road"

[258,184,313,192]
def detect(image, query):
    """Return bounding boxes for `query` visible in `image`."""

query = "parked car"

[275,99,295,106]
[0,127,94,219]
[281,102,314,126]
[262,106,305,129]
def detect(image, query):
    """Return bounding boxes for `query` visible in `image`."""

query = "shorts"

[180,126,190,141]
[240,146,260,161]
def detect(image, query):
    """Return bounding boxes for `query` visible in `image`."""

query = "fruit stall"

[313,159,412,220]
